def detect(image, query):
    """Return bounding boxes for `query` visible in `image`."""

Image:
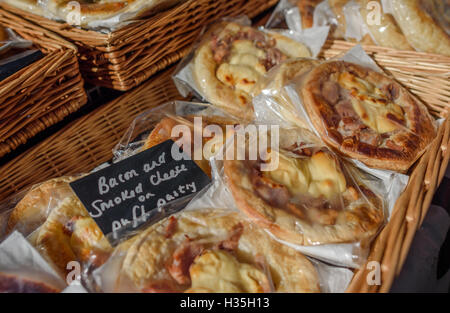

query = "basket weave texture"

[0,41,448,293]
[321,40,449,293]
[0,8,87,158]
[0,0,278,91]
[0,68,181,200]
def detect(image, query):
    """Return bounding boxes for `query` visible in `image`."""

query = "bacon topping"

[250,167,291,208]
[382,83,400,101]
[166,222,245,288]
[215,223,244,252]
[167,238,204,285]
[165,216,178,239]
[210,28,285,71]
[322,81,340,105]
[385,139,403,151]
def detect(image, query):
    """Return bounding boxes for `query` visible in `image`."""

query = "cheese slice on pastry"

[300,60,436,172]
[111,209,320,293]
[193,22,311,121]
[6,177,112,279]
[224,128,385,246]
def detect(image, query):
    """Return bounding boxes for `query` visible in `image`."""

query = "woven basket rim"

[0,5,77,52]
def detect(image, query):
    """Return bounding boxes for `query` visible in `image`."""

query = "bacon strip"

[165,216,178,239]
[167,239,204,285]
[215,223,244,252]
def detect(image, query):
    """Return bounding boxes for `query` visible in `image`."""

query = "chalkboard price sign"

[70,140,211,242]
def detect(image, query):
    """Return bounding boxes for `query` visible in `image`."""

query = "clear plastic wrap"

[0,27,34,62]
[0,101,241,291]
[0,27,32,54]
[0,176,113,282]
[216,125,389,268]
[3,0,186,32]
[267,0,422,50]
[0,231,67,293]
[254,45,438,174]
[92,180,354,293]
[358,0,414,50]
[267,0,351,39]
[113,101,240,176]
[267,0,334,31]
[172,16,329,122]
[386,0,450,56]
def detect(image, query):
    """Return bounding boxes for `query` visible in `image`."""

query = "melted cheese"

[216,40,267,94]
[230,40,266,59]
[265,150,347,199]
[217,63,260,94]
[338,72,404,133]
[186,250,269,293]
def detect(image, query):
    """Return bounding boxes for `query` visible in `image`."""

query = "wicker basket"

[0,0,278,91]
[0,9,87,159]
[0,67,182,200]
[320,40,450,293]
[0,42,448,293]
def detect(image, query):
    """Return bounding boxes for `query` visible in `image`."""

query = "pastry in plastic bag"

[6,177,112,278]
[297,0,324,29]
[192,21,311,121]
[96,209,320,292]
[143,114,237,177]
[2,0,46,17]
[0,272,61,293]
[253,58,320,128]
[328,0,350,38]
[390,0,450,56]
[8,0,184,28]
[358,0,413,50]
[299,60,436,172]
[223,128,385,246]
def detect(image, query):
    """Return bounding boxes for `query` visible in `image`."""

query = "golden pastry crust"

[223,128,385,246]
[328,0,350,39]
[117,209,320,293]
[391,0,450,56]
[300,61,436,172]
[359,0,414,51]
[7,177,112,278]
[18,0,183,27]
[6,177,76,236]
[143,115,236,177]
[329,0,375,44]
[296,0,323,29]
[2,0,45,16]
[0,273,61,293]
[193,22,311,121]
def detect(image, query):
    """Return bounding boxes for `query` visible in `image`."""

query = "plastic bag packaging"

[266,0,350,39]
[0,100,244,291]
[0,27,32,55]
[0,231,67,292]
[3,0,186,32]
[268,0,419,48]
[92,175,354,293]
[172,15,329,122]
[0,175,113,283]
[254,45,437,174]
[113,100,240,177]
[0,27,41,81]
[216,124,390,268]
[267,0,334,31]
[384,0,450,56]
